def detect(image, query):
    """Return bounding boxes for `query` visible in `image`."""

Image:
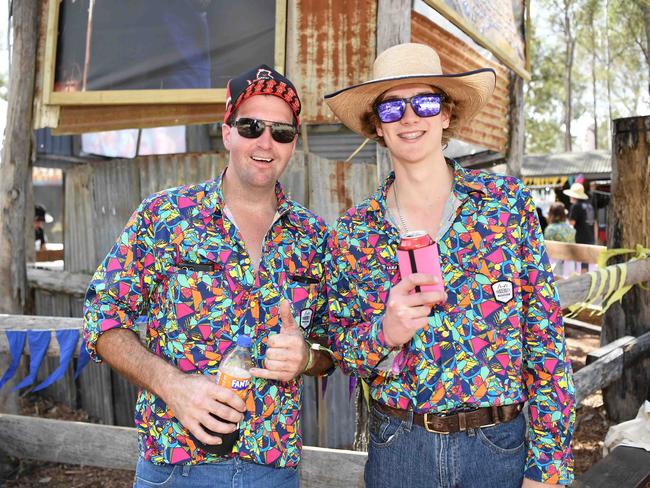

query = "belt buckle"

[423,412,449,434]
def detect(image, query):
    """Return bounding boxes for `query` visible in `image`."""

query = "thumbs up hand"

[250,300,309,382]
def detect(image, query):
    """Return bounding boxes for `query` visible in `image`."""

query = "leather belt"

[374,402,523,434]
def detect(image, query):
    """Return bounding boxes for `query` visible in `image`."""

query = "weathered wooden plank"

[563,317,601,335]
[546,241,605,265]
[0,414,367,486]
[556,257,650,309]
[586,336,635,365]
[377,0,411,52]
[573,446,650,488]
[28,267,90,296]
[574,348,624,404]
[35,249,64,262]
[0,314,83,330]
[0,414,138,470]
[574,331,650,404]
[301,445,366,488]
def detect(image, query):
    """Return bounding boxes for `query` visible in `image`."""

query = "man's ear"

[222,123,232,151]
[377,125,384,138]
[441,109,451,129]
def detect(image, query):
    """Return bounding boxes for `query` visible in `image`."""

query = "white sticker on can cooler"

[299,308,314,330]
[491,281,514,304]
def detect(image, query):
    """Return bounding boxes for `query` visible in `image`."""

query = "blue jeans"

[365,404,526,488]
[133,457,299,488]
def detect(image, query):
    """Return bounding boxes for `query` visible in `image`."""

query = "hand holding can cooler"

[397,231,444,293]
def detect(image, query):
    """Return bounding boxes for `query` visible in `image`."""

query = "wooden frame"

[421,0,530,80]
[42,0,288,106]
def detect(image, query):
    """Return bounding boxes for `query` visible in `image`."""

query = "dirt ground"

[3,328,612,487]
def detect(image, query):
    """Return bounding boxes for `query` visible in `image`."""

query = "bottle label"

[215,369,251,400]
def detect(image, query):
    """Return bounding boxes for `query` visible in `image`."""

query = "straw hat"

[324,43,496,139]
[563,182,589,200]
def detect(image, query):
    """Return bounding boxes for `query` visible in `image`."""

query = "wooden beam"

[0,0,39,314]
[0,414,138,470]
[573,446,650,488]
[574,331,650,404]
[27,266,90,296]
[574,347,624,404]
[0,414,367,487]
[375,0,411,182]
[563,317,601,335]
[546,241,605,265]
[586,336,635,365]
[556,257,650,309]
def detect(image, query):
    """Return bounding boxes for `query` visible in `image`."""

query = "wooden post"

[0,2,39,480]
[506,72,524,178]
[603,116,650,422]
[375,0,411,182]
[0,0,39,314]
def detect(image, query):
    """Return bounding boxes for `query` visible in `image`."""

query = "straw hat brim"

[324,69,496,140]
[563,189,589,200]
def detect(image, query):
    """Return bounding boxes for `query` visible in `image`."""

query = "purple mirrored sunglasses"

[374,93,446,123]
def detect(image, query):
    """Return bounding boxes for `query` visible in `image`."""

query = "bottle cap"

[236,335,252,348]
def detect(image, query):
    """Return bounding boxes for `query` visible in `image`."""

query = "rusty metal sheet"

[308,154,378,223]
[288,0,377,125]
[412,11,510,152]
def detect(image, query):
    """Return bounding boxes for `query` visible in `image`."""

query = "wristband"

[301,343,315,374]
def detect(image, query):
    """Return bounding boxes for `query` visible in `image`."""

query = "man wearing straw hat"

[563,182,596,245]
[324,43,575,487]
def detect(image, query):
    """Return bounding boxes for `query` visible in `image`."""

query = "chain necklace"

[392,179,410,235]
[391,177,451,239]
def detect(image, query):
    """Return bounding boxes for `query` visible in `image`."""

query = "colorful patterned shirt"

[83,171,329,467]
[544,222,576,243]
[327,162,575,484]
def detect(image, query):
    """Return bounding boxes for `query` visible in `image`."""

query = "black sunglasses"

[230,118,297,144]
[374,93,446,123]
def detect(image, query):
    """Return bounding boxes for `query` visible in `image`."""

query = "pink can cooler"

[396,230,444,294]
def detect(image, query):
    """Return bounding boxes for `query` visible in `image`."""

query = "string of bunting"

[565,244,650,318]
[0,329,91,392]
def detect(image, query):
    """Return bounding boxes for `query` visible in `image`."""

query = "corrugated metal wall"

[286,0,377,124]
[411,11,510,153]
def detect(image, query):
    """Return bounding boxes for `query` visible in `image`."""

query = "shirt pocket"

[284,268,322,332]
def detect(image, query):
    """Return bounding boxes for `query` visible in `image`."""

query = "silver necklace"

[392,179,410,234]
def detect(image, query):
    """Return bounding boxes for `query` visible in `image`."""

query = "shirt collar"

[200,167,294,221]
[365,159,487,214]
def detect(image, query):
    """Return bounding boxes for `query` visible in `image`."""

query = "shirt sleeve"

[324,228,396,378]
[517,186,576,485]
[82,198,158,362]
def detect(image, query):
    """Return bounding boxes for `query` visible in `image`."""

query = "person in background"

[563,182,595,245]
[34,204,53,251]
[324,42,575,487]
[83,65,333,488]
[544,202,575,243]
